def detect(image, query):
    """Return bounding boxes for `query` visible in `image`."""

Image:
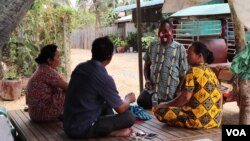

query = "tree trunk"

[0,0,35,49]
[0,0,35,79]
[228,0,246,53]
[228,0,249,125]
[93,0,100,28]
[238,79,250,124]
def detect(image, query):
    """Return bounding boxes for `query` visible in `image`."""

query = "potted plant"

[127,32,138,52]
[0,66,22,101]
[0,38,39,101]
[115,38,128,53]
[108,34,128,53]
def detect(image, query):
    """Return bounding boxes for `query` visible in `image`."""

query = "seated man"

[63,36,135,139]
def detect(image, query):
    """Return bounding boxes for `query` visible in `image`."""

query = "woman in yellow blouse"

[153,41,222,129]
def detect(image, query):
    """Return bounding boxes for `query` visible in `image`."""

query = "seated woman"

[26,44,68,122]
[153,42,222,129]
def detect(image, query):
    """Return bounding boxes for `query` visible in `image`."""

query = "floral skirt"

[28,94,65,122]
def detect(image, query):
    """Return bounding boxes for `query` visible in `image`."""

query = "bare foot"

[109,128,133,137]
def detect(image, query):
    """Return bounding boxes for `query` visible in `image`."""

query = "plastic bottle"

[151,93,158,107]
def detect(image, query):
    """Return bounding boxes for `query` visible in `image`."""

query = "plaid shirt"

[143,40,188,101]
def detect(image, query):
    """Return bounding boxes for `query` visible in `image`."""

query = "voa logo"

[226,129,246,136]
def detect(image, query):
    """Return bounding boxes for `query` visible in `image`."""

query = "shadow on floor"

[222,102,239,125]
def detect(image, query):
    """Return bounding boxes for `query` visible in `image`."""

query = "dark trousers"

[137,89,153,109]
[83,104,135,138]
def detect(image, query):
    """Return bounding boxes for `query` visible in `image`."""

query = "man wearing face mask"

[137,19,189,109]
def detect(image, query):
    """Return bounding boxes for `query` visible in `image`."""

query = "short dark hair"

[91,36,114,61]
[35,44,57,64]
[191,41,214,64]
[159,18,173,29]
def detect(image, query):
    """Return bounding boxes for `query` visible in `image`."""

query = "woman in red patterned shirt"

[26,44,68,122]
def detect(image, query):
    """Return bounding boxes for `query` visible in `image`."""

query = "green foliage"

[3,66,19,80]
[120,40,128,47]
[127,32,138,51]
[2,37,39,78]
[108,33,127,48]
[103,9,118,27]
[162,13,170,20]
[2,0,77,79]
[108,33,118,43]
[142,36,157,50]
[77,0,119,27]
[114,37,127,48]
[14,0,76,47]
[72,9,95,27]
[113,36,123,47]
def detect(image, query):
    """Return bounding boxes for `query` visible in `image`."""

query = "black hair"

[159,18,173,29]
[91,36,114,61]
[35,44,58,64]
[191,41,214,64]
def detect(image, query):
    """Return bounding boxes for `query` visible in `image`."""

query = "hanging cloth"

[230,43,250,79]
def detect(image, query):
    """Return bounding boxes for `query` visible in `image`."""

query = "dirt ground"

[0,48,239,124]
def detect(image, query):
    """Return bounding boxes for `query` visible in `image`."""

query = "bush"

[108,33,127,48]
[127,32,138,52]
[142,36,157,50]
[3,66,19,80]
[2,37,39,79]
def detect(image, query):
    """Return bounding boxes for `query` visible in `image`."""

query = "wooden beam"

[136,0,143,92]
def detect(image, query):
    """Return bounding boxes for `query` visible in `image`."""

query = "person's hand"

[125,92,136,103]
[145,80,153,89]
[156,102,168,110]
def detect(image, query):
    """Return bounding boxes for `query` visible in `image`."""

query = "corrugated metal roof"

[200,0,224,5]
[170,3,230,17]
[162,0,209,13]
[114,0,164,12]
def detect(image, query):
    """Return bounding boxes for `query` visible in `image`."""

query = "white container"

[129,47,133,53]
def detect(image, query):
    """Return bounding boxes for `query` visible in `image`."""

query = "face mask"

[159,31,171,43]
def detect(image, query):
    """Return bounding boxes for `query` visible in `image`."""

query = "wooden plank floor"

[8,109,222,141]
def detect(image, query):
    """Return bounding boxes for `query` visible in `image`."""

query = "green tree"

[2,0,76,78]
[77,0,118,27]
[103,8,118,27]
[0,0,35,79]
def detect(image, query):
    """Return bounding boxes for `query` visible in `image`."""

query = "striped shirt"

[143,40,188,101]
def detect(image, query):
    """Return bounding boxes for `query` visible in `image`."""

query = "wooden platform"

[7,109,222,141]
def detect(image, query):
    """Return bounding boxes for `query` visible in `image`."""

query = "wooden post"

[0,49,3,79]
[136,0,143,92]
[228,0,250,125]
[63,16,71,81]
